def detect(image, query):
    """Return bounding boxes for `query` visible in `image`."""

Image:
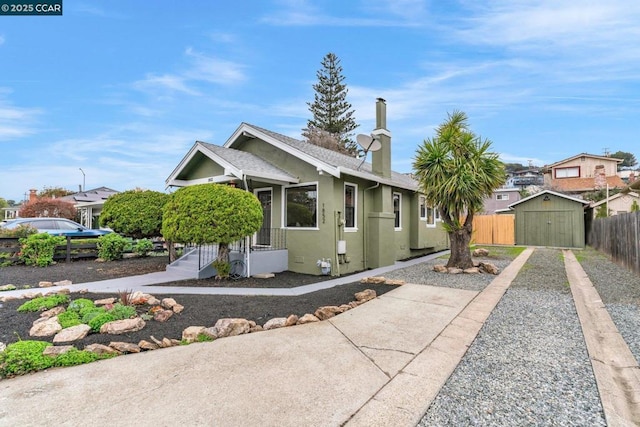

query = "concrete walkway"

[2,248,640,426]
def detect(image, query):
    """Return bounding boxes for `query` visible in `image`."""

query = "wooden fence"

[472,214,515,245]
[587,211,640,275]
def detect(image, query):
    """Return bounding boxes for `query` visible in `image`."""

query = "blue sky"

[1,0,639,202]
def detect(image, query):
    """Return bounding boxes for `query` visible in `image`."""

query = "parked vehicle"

[0,217,112,237]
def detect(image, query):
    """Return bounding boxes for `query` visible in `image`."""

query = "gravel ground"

[385,254,514,292]
[419,248,607,426]
[577,247,640,366]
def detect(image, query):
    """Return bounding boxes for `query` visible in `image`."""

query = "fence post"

[66,236,72,263]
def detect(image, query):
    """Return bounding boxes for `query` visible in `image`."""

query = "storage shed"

[508,190,589,248]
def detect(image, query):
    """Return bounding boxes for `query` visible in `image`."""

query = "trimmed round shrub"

[133,239,154,257]
[88,312,116,332]
[19,233,66,267]
[97,233,129,261]
[100,190,169,239]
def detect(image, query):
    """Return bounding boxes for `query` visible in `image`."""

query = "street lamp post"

[79,168,85,192]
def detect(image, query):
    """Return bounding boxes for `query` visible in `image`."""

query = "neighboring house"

[543,153,625,195]
[166,98,449,276]
[60,187,119,229]
[482,188,522,214]
[506,169,543,188]
[507,190,589,248]
[590,191,640,218]
[2,205,21,221]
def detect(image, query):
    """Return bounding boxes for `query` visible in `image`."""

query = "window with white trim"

[344,183,357,229]
[426,206,436,227]
[285,183,317,228]
[496,194,510,201]
[419,196,427,220]
[555,166,580,178]
[393,192,401,230]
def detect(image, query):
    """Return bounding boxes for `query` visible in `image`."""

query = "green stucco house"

[166,99,449,276]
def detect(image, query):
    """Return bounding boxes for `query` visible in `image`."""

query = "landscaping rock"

[360,276,386,284]
[0,296,18,302]
[473,248,490,257]
[138,340,159,350]
[161,298,178,309]
[94,297,116,306]
[385,279,405,285]
[30,316,62,337]
[480,262,500,275]
[447,267,463,274]
[263,317,287,330]
[53,288,70,295]
[355,289,376,302]
[109,342,141,353]
[53,324,91,343]
[285,314,299,327]
[171,303,184,314]
[433,265,448,273]
[249,324,264,333]
[41,306,65,318]
[314,306,341,320]
[23,292,43,299]
[153,309,173,322]
[43,345,75,357]
[53,280,72,287]
[100,318,146,335]
[38,281,54,288]
[339,304,352,312]
[210,318,251,338]
[297,313,320,324]
[182,326,206,343]
[464,267,480,274]
[252,273,275,279]
[85,343,119,355]
[146,296,160,306]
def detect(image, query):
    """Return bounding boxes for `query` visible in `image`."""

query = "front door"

[255,189,272,246]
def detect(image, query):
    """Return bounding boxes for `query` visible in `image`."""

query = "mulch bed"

[0,256,395,349]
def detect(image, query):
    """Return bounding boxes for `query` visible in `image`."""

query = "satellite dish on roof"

[356,134,382,153]
[355,133,382,170]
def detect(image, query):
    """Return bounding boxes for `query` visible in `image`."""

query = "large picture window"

[393,192,401,230]
[555,166,580,178]
[285,184,317,228]
[344,183,357,229]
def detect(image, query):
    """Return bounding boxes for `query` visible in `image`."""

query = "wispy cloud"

[261,0,427,27]
[0,93,41,141]
[132,48,246,100]
[0,35,5,46]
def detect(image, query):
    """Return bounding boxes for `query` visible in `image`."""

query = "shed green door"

[523,211,573,247]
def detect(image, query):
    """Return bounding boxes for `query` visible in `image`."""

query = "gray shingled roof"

[60,187,119,203]
[199,141,298,182]
[244,124,419,191]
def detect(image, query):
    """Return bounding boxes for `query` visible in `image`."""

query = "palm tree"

[413,111,505,269]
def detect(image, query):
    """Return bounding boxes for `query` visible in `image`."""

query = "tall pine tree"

[305,53,359,156]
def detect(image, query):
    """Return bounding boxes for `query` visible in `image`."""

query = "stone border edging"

[564,250,640,427]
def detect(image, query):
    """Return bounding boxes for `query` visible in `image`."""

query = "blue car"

[1,217,112,237]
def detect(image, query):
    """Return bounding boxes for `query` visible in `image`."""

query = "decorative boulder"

[473,248,490,257]
[433,265,448,273]
[53,324,91,343]
[100,318,146,335]
[263,317,288,330]
[355,289,376,303]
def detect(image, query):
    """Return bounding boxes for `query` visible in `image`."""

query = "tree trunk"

[167,240,177,263]
[217,242,230,264]
[446,228,474,269]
